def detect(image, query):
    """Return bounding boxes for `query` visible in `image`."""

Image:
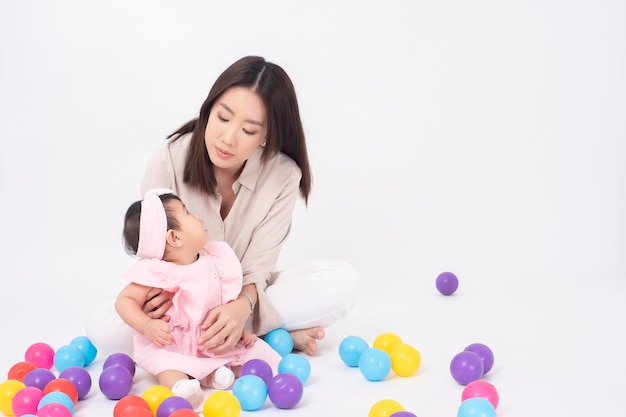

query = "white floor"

[2,266,625,416]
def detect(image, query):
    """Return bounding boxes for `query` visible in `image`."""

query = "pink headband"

[136,188,173,259]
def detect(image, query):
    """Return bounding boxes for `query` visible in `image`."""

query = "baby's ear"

[165,229,183,247]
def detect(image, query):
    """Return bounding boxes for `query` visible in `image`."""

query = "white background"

[1,1,625,416]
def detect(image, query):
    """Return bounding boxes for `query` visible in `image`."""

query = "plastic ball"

[464,343,494,374]
[450,351,484,385]
[457,397,497,417]
[358,348,392,382]
[114,395,151,417]
[338,335,369,367]
[264,328,294,357]
[202,390,241,417]
[240,359,274,386]
[69,336,98,366]
[38,391,75,414]
[389,343,421,377]
[25,343,55,370]
[53,345,85,373]
[390,412,418,417]
[232,374,268,411]
[36,403,73,417]
[141,385,174,416]
[99,365,133,400]
[120,407,153,417]
[369,399,404,417]
[8,361,37,382]
[0,380,27,415]
[43,378,79,405]
[12,385,44,416]
[156,395,193,417]
[24,368,56,390]
[58,367,91,400]
[436,271,459,295]
[461,380,499,409]
[169,409,199,417]
[267,373,303,409]
[278,353,311,384]
[373,332,403,354]
[103,353,136,377]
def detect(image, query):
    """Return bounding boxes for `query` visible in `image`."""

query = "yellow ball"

[203,390,241,417]
[373,332,403,354]
[141,385,173,415]
[369,398,405,417]
[0,379,26,416]
[390,343,421,377]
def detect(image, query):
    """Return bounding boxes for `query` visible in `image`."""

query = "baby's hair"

[122,193,182,255]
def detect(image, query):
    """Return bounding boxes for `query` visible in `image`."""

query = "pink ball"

[25,343,55,370]
[36,402,73,417]
[462,379,499,409]
[12,386,44,416]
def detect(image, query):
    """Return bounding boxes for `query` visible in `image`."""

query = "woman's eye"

[217,114,228,122]
[243,129,255,135]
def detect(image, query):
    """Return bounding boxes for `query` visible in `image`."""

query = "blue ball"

[54,345,85,372]
[457,397,497,417]
[70,336,98,366]
[278,353,311,384]
[38,391,75,414]
[358,347,391,381]
[264,328,294,357]
[338,335,369,367]
[233,374,268,411]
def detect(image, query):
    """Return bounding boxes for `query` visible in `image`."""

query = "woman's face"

[205,86,267,174]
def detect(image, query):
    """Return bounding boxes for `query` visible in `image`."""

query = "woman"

[87,56,359,357]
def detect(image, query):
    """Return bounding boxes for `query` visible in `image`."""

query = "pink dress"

[123,241,281,379]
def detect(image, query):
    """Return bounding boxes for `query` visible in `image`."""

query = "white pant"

[85,260,360,357]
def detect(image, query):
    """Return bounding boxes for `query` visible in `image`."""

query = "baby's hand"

[144,319,172,347]
[239,329,257,348]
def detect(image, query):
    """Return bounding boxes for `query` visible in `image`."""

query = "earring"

[261,141,266,147]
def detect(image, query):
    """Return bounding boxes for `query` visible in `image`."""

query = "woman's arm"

[115,283,173,347]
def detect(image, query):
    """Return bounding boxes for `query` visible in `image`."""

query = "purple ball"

[267,373,303,409]
[436,272,459,295]
[464,343,494,374]
[450,351,484,385]
[99,364,133,400]
[23,368,56,390]
[59,366,92,400]
[241,359,274,386]
[103,352,136,377]
[156,395,193,417]
[390,412,418,417]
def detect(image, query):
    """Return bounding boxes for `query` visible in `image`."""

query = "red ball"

[120,406,154,417]
[7,361,37,382]
[114,395,151,417]
[44,378,79,405]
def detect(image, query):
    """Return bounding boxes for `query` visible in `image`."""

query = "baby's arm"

[115,282,173,347]
[239,328,258,348]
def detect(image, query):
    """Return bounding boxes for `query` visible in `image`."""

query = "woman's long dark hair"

[168,56,312,204]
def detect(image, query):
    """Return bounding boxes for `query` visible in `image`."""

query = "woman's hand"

[198,297,250,354]
[143,287,174,321]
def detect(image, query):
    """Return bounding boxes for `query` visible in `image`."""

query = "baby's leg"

[199,366,235,390]
[157,370,204,410]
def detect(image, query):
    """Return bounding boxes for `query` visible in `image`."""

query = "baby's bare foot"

[290,327,325,356]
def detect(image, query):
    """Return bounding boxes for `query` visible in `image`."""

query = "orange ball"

[44,378,79,405]
[7,361,37,382]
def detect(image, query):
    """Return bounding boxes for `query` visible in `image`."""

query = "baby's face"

[170,200,209,250]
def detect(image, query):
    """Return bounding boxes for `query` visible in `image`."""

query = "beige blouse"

[140,133,302,335]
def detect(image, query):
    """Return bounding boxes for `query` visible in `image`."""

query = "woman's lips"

[215,146,233,159]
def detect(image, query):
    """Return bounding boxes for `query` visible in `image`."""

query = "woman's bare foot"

[290,327,325,356]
